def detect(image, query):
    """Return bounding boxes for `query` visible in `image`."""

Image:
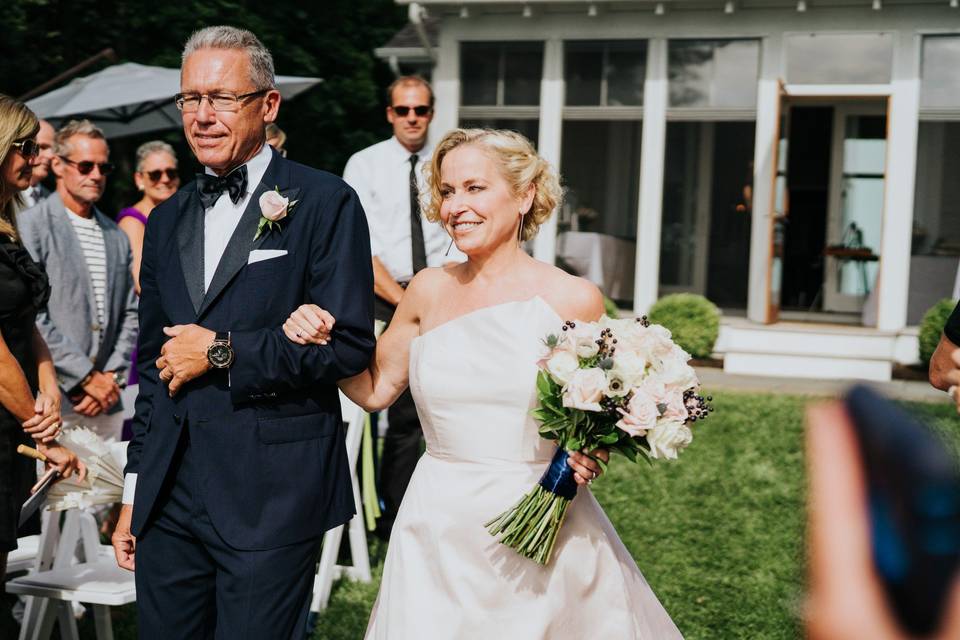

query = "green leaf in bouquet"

[536,370,554,397]
[598,431,621,445]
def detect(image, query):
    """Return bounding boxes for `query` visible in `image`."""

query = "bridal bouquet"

[485,315,712,565]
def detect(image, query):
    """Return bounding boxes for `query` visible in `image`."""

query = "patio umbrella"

[26,62,322,138]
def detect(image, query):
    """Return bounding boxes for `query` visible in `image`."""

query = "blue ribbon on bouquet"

[538,448,579,500]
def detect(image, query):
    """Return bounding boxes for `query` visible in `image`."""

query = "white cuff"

[122,473,137,505]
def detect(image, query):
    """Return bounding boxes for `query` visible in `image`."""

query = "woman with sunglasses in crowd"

[0,94,86,591]
[117,141,179,294]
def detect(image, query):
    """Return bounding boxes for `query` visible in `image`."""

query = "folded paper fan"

[45,427,126,511]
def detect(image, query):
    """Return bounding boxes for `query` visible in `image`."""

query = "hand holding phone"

[805,390,960,640]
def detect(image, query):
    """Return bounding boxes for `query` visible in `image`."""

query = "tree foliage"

[0,0,406,211]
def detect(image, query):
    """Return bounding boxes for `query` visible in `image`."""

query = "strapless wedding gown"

[364,297,682,639]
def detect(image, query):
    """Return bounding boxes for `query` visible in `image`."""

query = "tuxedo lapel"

[197,150,289,319]
[177,187,205,315]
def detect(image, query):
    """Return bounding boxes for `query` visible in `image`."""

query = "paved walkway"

[695,367,947,404]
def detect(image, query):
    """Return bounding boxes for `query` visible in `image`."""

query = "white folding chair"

[311,391,372,612]
[7,509,135,640]
[6,535,40,574]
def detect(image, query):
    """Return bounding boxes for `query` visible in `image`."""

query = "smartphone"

[845,384,960,636]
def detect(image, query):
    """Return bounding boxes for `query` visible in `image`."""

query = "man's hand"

[73,393,103,417]
[157,324,215,396]
[112,504,136,571]
[83,370,121,411]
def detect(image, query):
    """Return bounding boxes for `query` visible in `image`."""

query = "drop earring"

[517,211,525,244]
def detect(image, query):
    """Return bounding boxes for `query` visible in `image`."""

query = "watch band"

[216,331,229,343]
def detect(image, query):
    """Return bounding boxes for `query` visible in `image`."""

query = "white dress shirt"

[342,136,465,283]
[203,143,273,290]
[122,144,273,505]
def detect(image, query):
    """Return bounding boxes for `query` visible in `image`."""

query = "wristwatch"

[206,331,235,369]
[111,370,127,390]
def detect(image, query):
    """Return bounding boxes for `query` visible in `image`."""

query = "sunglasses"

[59,156,114,176]
[392,105,432,117]
[11,139,40,159]
[142,168,179,182]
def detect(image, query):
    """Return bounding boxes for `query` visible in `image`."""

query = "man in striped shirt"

[19,120,138,441]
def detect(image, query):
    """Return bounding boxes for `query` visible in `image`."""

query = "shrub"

[648,293,720,359]
[919,298,956,365]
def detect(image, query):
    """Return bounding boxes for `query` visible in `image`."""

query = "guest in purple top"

[117,141,179,294]
[117,142,179,405]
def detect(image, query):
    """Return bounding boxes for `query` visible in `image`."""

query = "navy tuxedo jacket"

[126,149,376,550]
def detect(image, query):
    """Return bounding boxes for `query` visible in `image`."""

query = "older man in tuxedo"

[110,26,375,639]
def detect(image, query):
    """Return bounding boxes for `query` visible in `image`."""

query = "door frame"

[763,85,892,325]
[823,100,889,313]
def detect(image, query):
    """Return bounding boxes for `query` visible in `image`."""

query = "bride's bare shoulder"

[403,264,461,308]
[533,262,604,322]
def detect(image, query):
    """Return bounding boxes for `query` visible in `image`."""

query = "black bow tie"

[196,165,248,209]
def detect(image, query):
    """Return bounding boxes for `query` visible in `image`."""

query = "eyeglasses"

[174,90,269,113]
[11,139,40,159]
[391,105,432,117]
[59,156,115,176]
[142,168,178,182]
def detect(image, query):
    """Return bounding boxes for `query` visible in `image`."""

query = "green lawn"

[5,391,958,639]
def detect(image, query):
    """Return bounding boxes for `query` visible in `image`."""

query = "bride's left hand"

[283,304,335,345]
[568,448,609,486]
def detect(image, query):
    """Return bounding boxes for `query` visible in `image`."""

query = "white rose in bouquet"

[660,389,689,423]
[627,324,674,362]
[653,349,698,390]
[615,389,660,437]
[544,350,580,385]
[646,420,693,460]
[568,324,602,359]
[610,350,648,388]
[562,368,608,412]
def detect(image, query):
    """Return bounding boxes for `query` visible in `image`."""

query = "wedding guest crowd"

[18,119,138,442]
[343,75,465,538]
[0,94,85,589]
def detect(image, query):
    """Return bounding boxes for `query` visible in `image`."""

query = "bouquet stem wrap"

[485,447,577,565]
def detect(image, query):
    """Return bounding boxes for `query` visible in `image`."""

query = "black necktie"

[409,154,427,274]
[197,165,248,209]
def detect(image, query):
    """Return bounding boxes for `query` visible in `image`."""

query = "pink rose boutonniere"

[255,188,299,240]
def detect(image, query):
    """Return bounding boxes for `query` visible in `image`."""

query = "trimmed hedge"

[648,293,720,359]
[919,298,956,365]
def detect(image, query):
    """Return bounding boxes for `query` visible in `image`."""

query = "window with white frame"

[658,39,759,311]
[668,39,759,109]
[909,35,960,324]
[784,32,893,85]
[459,41,543,145]
[556,40,646,305]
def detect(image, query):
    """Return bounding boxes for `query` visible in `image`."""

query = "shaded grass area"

[4,393,958,639]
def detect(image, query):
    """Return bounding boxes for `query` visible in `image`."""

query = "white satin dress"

[364,297,683,639]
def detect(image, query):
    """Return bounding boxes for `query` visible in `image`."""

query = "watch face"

[208,342,234,368]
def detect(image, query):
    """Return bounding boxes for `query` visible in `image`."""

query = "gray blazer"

[19,192,138,400]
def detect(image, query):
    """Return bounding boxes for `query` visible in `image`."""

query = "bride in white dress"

[283,128,682,639]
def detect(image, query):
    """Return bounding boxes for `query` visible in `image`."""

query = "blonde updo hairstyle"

[423,128,562,242]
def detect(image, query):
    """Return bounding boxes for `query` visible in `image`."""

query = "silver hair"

[53,119,107,157]
[135,140,177,172]
[182,26,276,90]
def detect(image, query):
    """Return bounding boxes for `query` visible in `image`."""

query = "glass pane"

[606,42,647,106]
[660,123,701,287]
[668,40,759,108]
[785,33,893,84]
[837,115,885,297]
[461,43,499,106]
[921,36,960,108]
[557,120,642,303]
[565,43,603,106]
[503,44,543,105]
[659,122,755,310]
[458,119,540,148]
[908,121,960,324]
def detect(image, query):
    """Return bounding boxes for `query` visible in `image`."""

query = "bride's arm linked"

[283,281,423,413]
